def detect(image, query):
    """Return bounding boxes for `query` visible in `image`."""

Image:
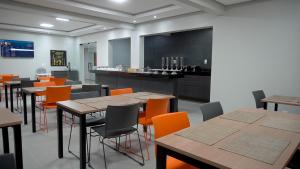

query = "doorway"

[82,42,97,82]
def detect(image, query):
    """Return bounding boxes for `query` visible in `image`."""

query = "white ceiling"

[0,0,254,36]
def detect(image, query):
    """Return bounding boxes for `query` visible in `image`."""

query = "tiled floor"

[0,96,204,169]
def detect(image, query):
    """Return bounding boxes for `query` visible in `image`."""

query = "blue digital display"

[0,39,34,58]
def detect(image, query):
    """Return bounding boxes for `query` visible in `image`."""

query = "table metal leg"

[57,108,63,158]
[13,124,23,169]
[31,93,36,133]
[79,114,87,169]
[22,92,27,125]
[274,103,278,111]
[156,145,167,169]
[10,85,14,113]
[2,127,10,153]
[105,87,109,96]
[263,102,268,110]
[5,84,8,108]
[170,98,178,112]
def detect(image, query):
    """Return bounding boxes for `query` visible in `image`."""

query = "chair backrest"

[152,112,190,139]
[145,98,169,120]
[21,80,39,88]
[45,86,71,104]
[65,80,82,85]
[0,153,16,169]
[110,88,133,96]
[71,91,100,100]
[16,77,30,81]
[252,90,266,108]
[105,103,140,137]
[50,77,66,86]
[2,75,14,82]
[33,81,56,87]
[82,84,101,92]
[200,101,224,121]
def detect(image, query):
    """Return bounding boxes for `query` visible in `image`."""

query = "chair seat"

[167,156,197,169]
[138,116,152,126]
[92,125,136,138]
[41,102,57,109]
[73,117,106,127]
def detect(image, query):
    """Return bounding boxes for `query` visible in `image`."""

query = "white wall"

[0,30,78,79]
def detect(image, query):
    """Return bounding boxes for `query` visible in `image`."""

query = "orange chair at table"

[152,112,197,169]
[110,88,133,96]
[40,86,71,132]
[50,77,66,86]
[0,74,15,101]
[33,81,56,102]
[138,98,169,160]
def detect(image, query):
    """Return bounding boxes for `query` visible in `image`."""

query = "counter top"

[90,69,184,79]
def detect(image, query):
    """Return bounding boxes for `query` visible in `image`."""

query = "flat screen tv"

[0,39,34,58]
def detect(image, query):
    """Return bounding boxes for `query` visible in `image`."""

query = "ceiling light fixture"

[133,20,137,23]
[153,15,157,19]
[103,27,106,30]
[40,23,54,28]
[110,0,127,3]
[56,17,70,22]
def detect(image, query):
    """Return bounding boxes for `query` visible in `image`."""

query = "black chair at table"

[65,80,82,85]
[200,101,224,121]
[68,91,105,162]
[0,154,16,169]
[91,103,145,169]
[252,90,266,109]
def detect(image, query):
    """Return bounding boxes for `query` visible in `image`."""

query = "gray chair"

[252,90,266,108]
[82,84,101,92]
[200,101,224,121]
[0,154,16,169]
[91,103,144,169]
[68,91,105,161]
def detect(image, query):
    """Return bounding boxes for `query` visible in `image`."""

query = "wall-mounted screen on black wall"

[0,39,34,58]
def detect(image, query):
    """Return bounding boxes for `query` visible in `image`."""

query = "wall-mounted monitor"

[0,39,34,58]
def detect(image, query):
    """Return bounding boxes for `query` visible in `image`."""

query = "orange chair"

[33,81,56,97]
[110,88,133,96]
[0,75,14,101]
[40,86,71,132]
[50,77,66,86]
[138,98,169,160]
[152,112,197,169]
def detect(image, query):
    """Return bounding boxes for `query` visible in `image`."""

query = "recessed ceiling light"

[133,20,137,23]
[153,15,157,19]
[110,0,127,3]
[56,17,69,22]
[103,27,106,30]
[40,23,54,28]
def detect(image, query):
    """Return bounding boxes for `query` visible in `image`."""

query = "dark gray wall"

[144,28,212,69]
[109,38,131,67]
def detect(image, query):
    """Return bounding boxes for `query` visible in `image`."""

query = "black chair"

[200,101,224,121]
[252,90,266,108]
[0,154,16,169]
[68,91,105,161]
[91,103,144,169]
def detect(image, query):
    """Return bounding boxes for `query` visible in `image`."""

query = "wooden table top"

[0,108,22,128]
[156,108,300,169]
[262,95,300,106]
[57,100,99,115]
[60,92,175,115]
[74,92,175,104]
[4,81,21,86]
[22,84,83,94]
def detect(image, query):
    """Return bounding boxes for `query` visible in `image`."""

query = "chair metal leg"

[68,123,74,152]
[137,130,145,166]
[101,138,107,169]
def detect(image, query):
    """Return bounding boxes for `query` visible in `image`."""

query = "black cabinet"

[178,75,210,102]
